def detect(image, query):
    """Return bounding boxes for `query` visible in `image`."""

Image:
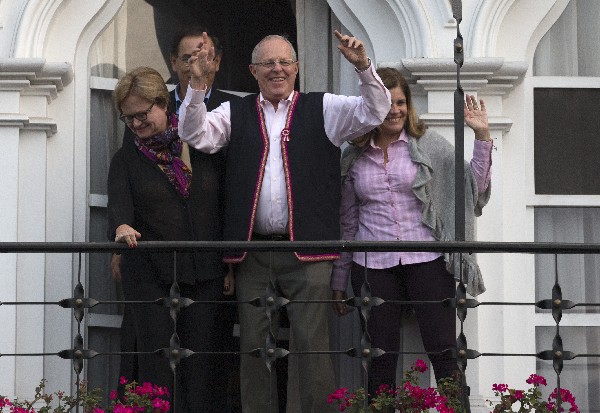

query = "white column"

[0,106,21,397]
[0,58,71,398]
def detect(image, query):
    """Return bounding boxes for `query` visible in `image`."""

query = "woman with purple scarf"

[108,67,227,411]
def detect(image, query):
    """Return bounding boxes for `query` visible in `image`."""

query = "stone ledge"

[380,58,528,95]
[420,113,513,132]
[0,59,73,100]
[0,113,57,137]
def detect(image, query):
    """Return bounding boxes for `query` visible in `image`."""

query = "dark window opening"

[534,87,600,195]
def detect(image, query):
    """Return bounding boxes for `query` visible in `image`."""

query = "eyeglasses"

[178,54,192,66]
[119,102,155,124]
[252,59,297,69]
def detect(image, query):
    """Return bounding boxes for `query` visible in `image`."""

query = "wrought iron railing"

[2,240,600,412]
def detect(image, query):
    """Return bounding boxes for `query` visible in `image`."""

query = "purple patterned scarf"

[133,113,192,198]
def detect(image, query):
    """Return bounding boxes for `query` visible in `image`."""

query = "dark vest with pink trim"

[224,92,341,262]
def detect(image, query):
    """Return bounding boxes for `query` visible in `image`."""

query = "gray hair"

[251,35,297,63]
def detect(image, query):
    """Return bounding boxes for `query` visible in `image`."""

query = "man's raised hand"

[334,30,370,71]
[189,32,216,90]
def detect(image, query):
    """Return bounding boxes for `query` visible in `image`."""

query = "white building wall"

[0,0,125,399]
[0,0,590,409]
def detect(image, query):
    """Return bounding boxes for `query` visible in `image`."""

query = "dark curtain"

[145,0,297,92]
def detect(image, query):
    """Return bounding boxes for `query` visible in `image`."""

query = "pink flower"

[109,390,118,400]
[375,383,389,395]
[113,404,135,413]
[437,404,455,413]
[549,388,580,413]
[0,398,11,408]
[327,387,347,403]
[119,376,128,385]
[153,386,169,397]
[414,359,428,373]
[135,382,155,396]
[492,383,509,393]
[525,373,547,386]
[514,390,524,400]
[153,398,170,412]
[93,408,105,413]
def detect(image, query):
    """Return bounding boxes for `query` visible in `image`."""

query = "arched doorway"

[146,0,298,92]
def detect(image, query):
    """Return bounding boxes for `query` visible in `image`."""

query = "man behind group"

[169,26,239,113]
[178,31,391,413]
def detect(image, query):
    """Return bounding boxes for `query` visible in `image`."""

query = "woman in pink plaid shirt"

[331,67,492,399]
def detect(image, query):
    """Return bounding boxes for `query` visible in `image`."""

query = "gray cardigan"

[340,129,491,296]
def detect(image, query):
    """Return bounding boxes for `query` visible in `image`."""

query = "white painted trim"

[524,0,572,74]
[468,0,516,56]
[12,0,64,57]
[0,59,73,94]
[89,76,178,92]
[529,76,600,88]
[89,75,117,90]
[525,76,600,206]
[420,113,513,132]
[528,195,600,207]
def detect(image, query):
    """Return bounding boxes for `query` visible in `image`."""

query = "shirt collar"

[258,90,295,107]
[174,84,182,104]
[369,128,408,149]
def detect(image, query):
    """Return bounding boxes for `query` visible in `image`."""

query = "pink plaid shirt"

[330,129,493,291]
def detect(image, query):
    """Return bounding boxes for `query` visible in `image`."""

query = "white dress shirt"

[178,64,391,235]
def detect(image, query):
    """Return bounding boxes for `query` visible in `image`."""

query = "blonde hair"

[351,67,425,148]
[113,67,170,113]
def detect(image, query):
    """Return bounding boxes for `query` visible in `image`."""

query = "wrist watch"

[354,58,372,73]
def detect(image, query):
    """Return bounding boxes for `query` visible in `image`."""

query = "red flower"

[152,398,170,412]
[549,388,579,413]
[376,383,389,395]
[492,383,509,393]
[327,387,348,403]
[525,374,547,386]
[119,376,128,385]
[414,359,428,373]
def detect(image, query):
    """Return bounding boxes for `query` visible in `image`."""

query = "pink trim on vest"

[280,91,299,242]
[224,92,338,263]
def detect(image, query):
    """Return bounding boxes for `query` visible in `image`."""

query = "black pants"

[350,257,458,395]
[121,271,226,412]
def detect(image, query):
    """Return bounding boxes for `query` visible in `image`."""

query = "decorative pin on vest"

[256,91,298,144]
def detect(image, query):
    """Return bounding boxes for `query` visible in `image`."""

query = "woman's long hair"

[352,67,425,148]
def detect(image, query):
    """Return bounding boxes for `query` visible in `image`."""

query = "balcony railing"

[2,240,600,412]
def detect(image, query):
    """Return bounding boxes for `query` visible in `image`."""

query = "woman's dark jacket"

[107,135,225,284]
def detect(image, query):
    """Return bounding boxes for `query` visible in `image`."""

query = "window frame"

[526,76,600,330]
